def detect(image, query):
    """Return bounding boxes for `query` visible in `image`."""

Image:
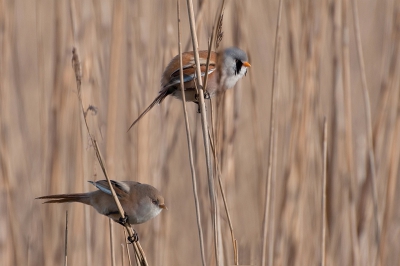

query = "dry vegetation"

[1,0,400,265]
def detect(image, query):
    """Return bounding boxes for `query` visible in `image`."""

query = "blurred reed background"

[1,0,399,265]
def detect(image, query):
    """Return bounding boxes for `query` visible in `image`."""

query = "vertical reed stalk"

[351,0,381,262]
[64,211,68,266]
[185,0,219,263]
[69,3,91,264]
[123,229,133,266]
[261,0,283,265]
[321,118,327,266]
[207,132,238,264]
[109,220,115,266]
[176,1,206,265]
[341,0,360,264]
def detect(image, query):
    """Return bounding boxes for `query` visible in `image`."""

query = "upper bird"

[127,47,251,131]
[37,180,166,225]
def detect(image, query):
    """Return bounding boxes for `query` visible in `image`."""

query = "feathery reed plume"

[215,11,224,49]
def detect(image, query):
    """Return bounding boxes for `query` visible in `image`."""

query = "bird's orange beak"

[243,61,251,67]
[159,204,168,210]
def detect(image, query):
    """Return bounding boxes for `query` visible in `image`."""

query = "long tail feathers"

[36,193,90,205]
[127,90,169,132]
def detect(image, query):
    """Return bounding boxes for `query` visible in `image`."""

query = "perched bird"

[127,47,251,130]
[37,180,166,226]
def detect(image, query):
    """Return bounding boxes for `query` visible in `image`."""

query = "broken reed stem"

[322,118,327,266]
[185,0,219,264]
[64,211,68,266]
[261,0,283,265]
[176,1,206,265]
[350,0,381,257]
[71,48,148,266]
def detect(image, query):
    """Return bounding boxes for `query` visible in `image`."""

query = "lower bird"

[128,47,251,131]
[37,180,166,241]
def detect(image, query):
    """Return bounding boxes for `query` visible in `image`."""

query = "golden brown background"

[1,0,400,265]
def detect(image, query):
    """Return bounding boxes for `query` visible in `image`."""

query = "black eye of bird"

[152,199,159,205]
[235,59,243,75]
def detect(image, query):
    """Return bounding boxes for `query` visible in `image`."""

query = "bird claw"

[118,212,129,226]
[194,90,210,101]
[118,214,139,243]
[194,89,209,113]
[127,230,139,243]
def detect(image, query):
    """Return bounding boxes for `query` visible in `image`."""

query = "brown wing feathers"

[128,50,217,131]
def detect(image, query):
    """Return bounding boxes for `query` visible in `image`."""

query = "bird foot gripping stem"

[127,230,139,243]
[118,214,139,243]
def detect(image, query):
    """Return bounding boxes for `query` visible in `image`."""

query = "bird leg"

[194,86,210,102]
[117,213,139,243]
[194,86,209,113]
[118,212,130,226]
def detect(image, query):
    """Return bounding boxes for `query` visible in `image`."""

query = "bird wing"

[88,180,131,198]
[164,68,216,90]
[162,50,217,89]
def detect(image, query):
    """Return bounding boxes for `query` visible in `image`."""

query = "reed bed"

[1,0,399,265]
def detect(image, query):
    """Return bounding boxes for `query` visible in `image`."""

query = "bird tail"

[36,193,91,205]
[127,89,170,131]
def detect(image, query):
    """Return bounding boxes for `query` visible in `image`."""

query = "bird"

[127,47,251,131]
[37,180,166,228]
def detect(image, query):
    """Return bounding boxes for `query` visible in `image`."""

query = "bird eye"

[235,59,243,75]
[152,199,159,205]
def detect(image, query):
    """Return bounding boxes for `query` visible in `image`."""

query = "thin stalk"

[205,1,240,264]
[261,0,283,265]
[71,48,148,266]
[64,211,68,266]
[341,1,360,264]
[321,118,327,266]
[176,1,206,265]
[207,130,238,264]
[123,229,133,266]
[121,244,125,266]
[350,0,381,258]
[185,0,219,264]
[68,4,92,265]
[109,220,115,266]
